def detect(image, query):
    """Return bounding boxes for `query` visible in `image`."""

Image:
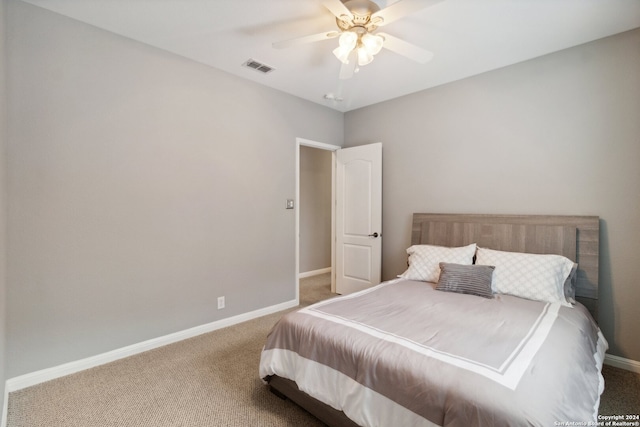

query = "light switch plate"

[286,199,295,209]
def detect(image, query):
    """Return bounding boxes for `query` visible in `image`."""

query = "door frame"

[295,138,341,303]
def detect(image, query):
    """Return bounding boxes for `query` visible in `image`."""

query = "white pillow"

[475,247,574,306]
[399,243,477,283]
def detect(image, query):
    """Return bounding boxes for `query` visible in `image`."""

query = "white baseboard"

[1,298,297,427]
[604,353,640,374]
[299,267,331,279]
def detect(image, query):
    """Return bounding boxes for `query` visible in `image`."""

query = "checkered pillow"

[475,247,574,306]
[399,243,477,283]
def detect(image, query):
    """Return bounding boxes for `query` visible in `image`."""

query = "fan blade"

[322,0,354,22]
[272,31,340,49]
[378,32,434,63]
[371,0,444,27]
[339,51,357,80]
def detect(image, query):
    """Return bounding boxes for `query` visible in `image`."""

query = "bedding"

[435,263,495,299]
[475,247,575,306]
[564,262,579,304]
[399,243,477,282]
[260,278,608,427]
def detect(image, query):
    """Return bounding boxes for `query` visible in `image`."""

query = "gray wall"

[345,29,640,362]
[299,146,332,274]
[0,0,7,399]
[5,0,343,378]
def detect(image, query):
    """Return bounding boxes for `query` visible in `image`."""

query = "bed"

[259,214,607,427]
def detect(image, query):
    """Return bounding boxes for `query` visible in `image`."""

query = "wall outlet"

[286,199,294,209]
[217,296,225,309]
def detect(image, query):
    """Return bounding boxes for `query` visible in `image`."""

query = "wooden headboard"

[411,213,600,320]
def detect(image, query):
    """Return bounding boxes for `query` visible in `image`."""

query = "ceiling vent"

[242,59,275,74]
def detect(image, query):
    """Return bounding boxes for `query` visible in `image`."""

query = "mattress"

[259,278,608,427]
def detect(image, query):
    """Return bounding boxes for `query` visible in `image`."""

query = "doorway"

[295,138,341,303]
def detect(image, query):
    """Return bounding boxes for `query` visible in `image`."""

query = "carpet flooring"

[6,273,639,426]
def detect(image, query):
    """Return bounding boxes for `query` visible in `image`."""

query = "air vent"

[242,59,275,74]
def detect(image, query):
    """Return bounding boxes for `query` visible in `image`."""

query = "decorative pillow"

[399,243,477,283]
[564,263,579,304]
[436,263,495,299]
[475,247,574,306]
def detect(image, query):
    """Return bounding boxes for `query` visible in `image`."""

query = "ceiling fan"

[273,0,442,79]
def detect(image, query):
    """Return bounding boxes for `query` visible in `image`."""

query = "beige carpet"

[7,274,333,427]
[7,273,639,426]
[599,363,640,416]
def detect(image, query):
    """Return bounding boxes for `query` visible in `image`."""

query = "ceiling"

[20,0,640,112]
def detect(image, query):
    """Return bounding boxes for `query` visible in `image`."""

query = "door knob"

[368,232,379,238]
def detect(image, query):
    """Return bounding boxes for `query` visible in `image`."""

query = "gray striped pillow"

[436,263,495,299]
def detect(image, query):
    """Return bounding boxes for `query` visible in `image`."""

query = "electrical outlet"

[217,296,225,309]
[286,199,294,209]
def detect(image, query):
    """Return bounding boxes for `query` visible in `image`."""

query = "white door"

[335,143,382,294]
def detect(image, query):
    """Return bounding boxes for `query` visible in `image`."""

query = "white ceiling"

[20,0,640,112]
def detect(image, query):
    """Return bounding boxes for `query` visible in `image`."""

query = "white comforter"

[260,279,608,427]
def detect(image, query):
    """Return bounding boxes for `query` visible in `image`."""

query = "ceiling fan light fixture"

[275,0,437,80]
[356,47,374,66]
[333,31,358,64]
[361,33,384,56]
[333,46,352,64]
[338,31,358,49]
